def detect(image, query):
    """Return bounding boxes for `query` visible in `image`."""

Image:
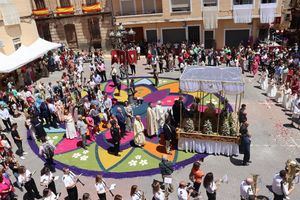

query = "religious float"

[177,66,245,156]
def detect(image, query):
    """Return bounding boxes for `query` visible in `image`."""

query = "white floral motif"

[72,153,81,158]
[135,155,142,160]
[52,136,58,140]
[46,136,50,140]
[82,150,89,155]
[80,155,88,161]
[128,160,137,167]
[139,160,148,166]
[48,140,54,145]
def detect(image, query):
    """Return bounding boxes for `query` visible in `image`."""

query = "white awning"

[0,38,61,73]
[0,1,20,25]
[202,6,218,30]
[260,3,277,24]
[233,4,253,23]
[180,66,245,95]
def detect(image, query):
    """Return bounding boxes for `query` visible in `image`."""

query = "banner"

[118,50,126,64]
[127,50,137,64]
[56,6,74,15]
[111,50,118,65]
[32,8,50,16]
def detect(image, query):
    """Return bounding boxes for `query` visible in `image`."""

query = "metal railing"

[115,8,163,16]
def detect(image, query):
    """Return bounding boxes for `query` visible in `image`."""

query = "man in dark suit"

[116,107,126,136]
[163,118,175,154]
[110,119,121,156]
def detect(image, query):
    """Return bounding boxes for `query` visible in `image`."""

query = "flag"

[127,50,137,64]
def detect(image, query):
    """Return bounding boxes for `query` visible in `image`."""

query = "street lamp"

[109,23,136,104]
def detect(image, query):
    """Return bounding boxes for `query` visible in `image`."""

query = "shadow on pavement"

[229,156,244,166]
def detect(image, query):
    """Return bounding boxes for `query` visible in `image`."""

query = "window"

[142,0,156,14]
[146,30,157,43]
[225,29,249,47]
[12,38,21,50]
[204,31,214,48]
[37,22,52,42]
[188,26,200,44]
[86,0,97,6]
[88,18,101,40]
[261,0,276,3]
[162,28,186,43]
[34,0,46,9]
[64,24,78,48]
[171,0,190,12]
[59,0,71,7]
[120,0,135,15]
[233,0,253,5]
[203,0,217,7]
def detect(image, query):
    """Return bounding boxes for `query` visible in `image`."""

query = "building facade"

[32,0,112,50]
[0,0,39,55]
[112,0,284,49]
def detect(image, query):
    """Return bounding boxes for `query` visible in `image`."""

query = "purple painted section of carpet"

[143,89,170,103]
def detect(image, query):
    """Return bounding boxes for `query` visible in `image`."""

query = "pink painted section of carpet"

[54,138,93,154]
[104,130,134,145]
[105,83,127,94]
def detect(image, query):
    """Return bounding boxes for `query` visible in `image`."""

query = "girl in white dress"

[282,85,292,110]
[130,185,145,200]
[64,110,77,139]
[275,83,285,103]
[267,76,277,98]
[259,68,269,91]
[152,181,165,200]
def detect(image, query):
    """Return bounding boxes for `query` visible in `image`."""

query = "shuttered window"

[171,0,190,12]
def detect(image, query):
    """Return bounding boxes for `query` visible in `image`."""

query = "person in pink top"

[0,172,14,200]
[251,60,259,77]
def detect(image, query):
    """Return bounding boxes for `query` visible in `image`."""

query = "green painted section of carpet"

[110,148,160,173]
[176,151,197,163]
[54,143,101,171]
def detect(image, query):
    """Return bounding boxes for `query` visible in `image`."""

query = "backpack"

[43,143,55,158]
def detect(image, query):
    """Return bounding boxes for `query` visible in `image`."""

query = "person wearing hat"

[77,115,88,149]
[110,119,121,156]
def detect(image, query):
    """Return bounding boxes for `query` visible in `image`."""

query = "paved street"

[9,57,300,200]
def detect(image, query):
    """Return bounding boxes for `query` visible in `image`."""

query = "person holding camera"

[177,181,193,200]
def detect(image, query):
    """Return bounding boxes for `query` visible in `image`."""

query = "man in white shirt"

[240,178,254,200]
[272,170,294,200]
[177,181,191,200]
[0,105,12,131]
[62,168,78,200]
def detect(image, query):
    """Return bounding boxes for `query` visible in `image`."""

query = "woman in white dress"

[64,110,77,139]
[282,85,292,110]
[152,181,165,200]
[130,185,145,200]
[275,83,285,103]
[291,96,300,128]
[259,68,269,91]
[267,76,277,98]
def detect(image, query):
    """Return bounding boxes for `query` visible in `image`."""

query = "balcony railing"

[115,8,163,16]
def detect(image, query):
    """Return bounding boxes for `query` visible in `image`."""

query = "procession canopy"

[180,66,245,95]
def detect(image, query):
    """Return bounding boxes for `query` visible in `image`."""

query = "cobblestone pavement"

[9,57,300,200]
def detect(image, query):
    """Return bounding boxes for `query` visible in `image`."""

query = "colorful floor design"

[27,77,229,178]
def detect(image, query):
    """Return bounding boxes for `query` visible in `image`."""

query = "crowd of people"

[0,39,298,200]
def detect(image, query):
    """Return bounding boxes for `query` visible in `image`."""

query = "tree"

[203,120,213,135]
[221,118,230,136]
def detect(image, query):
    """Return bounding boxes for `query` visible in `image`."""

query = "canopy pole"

[198,91,202,132]
[216,91,222,134]
[180,97,182,129]
[234,94,238,113]
[210,93,212,102]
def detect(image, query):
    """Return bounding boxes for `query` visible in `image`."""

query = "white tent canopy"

[180,66,245,95]
[0,38,61,73]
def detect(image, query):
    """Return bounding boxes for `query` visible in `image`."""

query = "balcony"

[115,8,163,17]
[32,8,50,17]
[56,6,75,15]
